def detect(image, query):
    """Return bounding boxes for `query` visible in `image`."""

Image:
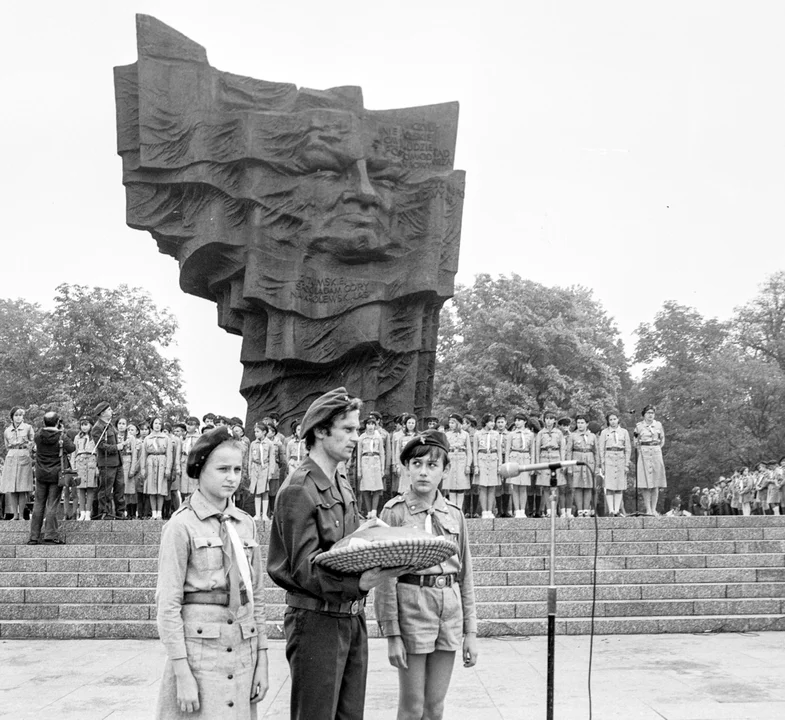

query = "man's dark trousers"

[284,607,368,720]
[98,465,125,518]
[29,472,62,542]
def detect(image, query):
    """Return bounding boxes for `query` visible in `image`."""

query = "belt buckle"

[435,576,447,589]
[350,600,360,615]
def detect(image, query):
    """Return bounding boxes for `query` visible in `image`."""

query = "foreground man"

[268,387,405,720]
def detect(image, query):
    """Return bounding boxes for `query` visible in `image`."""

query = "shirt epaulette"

[444,497,462,512]
[383,494,407,510]
[171,502,191,518]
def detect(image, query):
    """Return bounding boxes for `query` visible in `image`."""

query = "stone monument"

[114,15,465,425]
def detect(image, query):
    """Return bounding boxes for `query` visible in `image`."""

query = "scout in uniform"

[461,414,479,518]
[444,412,472,507]
[634,405,667,516]
[534,412,566,517]
[394,414,419,494]
[267,387,406,720]
[248,423,270,522]
[598,412,631,517]
[565,415,598,517]
[506,413,535,518]
[375,431,478,720]
[155,426,268,719]
[179,417,202,499]
[494,414,512,517]
[473,414,502,519]
[356,416,385,518]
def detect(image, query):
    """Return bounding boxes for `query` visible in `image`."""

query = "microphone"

[499,460,586,479]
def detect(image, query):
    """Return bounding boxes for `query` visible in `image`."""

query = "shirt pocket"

[316,498,343,546]
[439,517,461,548]
[192,536,224,572]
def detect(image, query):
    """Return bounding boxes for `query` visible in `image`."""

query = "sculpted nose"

[346,160,381,208]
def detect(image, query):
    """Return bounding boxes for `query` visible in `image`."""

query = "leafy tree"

[48,284,186,421]
[433,274,630,420]
[734,270,785,373]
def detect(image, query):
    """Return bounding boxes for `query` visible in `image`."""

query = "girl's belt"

[183,589,249,606]
[605,447,625,451]
[639,441,660,446]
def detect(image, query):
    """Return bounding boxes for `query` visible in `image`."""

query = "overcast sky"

[1,0,783,418]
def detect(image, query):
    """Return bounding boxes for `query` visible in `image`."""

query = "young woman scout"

[443,413,472,508]
[375,430,478,720]
[140,417,173,521]
[356,416,386,518]
[565,415,598,517]
[472,413,502,519]
[1,407,34,520]
[505,413,534,518]
[395,414,419,494]
[534,412,566,517]
[155,425,268,718]
[598,412,631,517]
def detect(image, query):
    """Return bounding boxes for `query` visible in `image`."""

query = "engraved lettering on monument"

[114,15,466,424]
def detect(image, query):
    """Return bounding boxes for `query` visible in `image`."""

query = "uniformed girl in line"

[443,413,472,508]
[395,414,419,494]
[141,417,173,521]
[179,417,202,501]
[505,413,534,518]
[247,423,270,522]
[565,415,598,517]
[74,417,98,521]
[598,412,631,517]
[633,405,667,516]
[356,416,386,518]
[472,414,502,519]
[1,407,34,520]
[155,426,268,719]
[375,431,478,720]
[285,420,306,479]
[534,412,566,517]
[117,418,138,518]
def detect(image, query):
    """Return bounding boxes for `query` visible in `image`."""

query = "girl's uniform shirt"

[375,490,477,639]
[598,426,631,492]
[394,432,417,493]
[566,430,598,489]
[179,432,201,495]
[535,427,566,487]
[472,429,502,487]
[357,430,385,492]
[247,438,268,495]
[444,428,473,490]
[73,431,98,488]
[286,437,307,477]
[634,420,667,488]
[504,427,534,487]
[141,432,172,496]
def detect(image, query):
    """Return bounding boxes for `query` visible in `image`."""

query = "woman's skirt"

[505,450,531,487]
[180,461,198,495]
[602,449,628,492]
[476,452,500,487]
[75,453,98,490]
[767,483,781,505]
[144,455,168,496]
[636,446,667,489]
[0,448,34,493]
[536,449,565,487]
[570,451,596,489]
[122,455,135,496]
[247,462,267,495]
[444,450,470,491]
[359,455,383,492]
[156,603,259,720]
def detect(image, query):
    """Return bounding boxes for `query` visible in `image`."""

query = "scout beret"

[369,410,382,421]
[202,412,216,423]
[186,416,200,425]
[93,401,111,417]
[229,416,244,428]
[301,387,353,437]
[400,430,450,464]
[449,412,463,423]
[641,404,656,416]
[174,422,187,432]
[557,416,572,426]
[424,416,439,424]
[463,414,477,427]
[187,426,235,479]
[290,418,300,432]
[513,412,527,421]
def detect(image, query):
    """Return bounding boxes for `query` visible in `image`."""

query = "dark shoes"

[42,539,66,545]
[26,539,39,545]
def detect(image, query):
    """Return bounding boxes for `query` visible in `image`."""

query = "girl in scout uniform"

[179,417,202,499]
[598,412,631,517]
[248,423,270,522]
[375,431,478,720]
[444,413,472,507]
[117,418,138,518]
[141,417,173,521]
[505,413,534,518]
[566,415,598,517]
[534,412,566,517]
[356,416,385,518]
[155,426,268,719]
[634,405,667,516]
[74,417,98,521]
[395,414,419,494]
[473,413,502,519]
[1,407,34,520]
[285,421,307,479]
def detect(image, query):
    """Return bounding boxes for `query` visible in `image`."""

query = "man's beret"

[301,387,354,437]
[400,430,450,465]
[93,401,111,417]
[187,426,235,479]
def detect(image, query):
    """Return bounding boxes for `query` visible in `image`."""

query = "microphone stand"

[546,465,558,720]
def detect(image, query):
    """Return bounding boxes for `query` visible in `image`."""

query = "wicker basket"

[314,536,458,574]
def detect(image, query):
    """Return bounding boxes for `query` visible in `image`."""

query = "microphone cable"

[586,465,600,720]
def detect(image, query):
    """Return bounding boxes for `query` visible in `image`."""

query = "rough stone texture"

[0,558,47,572]
[128,559,158,573]
[626,554,706,569]
[46,558,130,573]
[693,598,781,615]
[0,620,96,639]
[17,544,95,558]
[0,546,15,558]
[114,15,465,421]
[96,544,159,558]
[0,573,77,588]
[657,540,736,554]
[76,572,156,588]
[641,583,726,600]
[113,588,156,604]
[24,588,114,604]
[0,604,60,620]
[58,604,151,621]
[687,527,763,541]
[612,529,690,542]
[725,582,785,598]
[473,571,509,586]
[474,557,546,571]
[706,553,785,567]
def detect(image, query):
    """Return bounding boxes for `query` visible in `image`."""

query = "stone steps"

[1,516,783,638]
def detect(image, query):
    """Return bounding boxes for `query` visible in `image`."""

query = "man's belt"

[286,592,365,616]
[183,589,249,606]
[398,573,457,588]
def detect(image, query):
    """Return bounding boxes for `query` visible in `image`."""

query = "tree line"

[432,271,785,503]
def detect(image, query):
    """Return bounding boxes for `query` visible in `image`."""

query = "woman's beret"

[186,426,235,479]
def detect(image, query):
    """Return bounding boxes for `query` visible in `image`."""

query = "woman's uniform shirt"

[375,489,477,638]
[156,489,268,660]
[534,427,566,486]
[566,429,598,488]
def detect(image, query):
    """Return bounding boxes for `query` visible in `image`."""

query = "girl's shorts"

[396,581,464,654]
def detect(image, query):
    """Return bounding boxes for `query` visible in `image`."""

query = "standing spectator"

[248,422,271,522]
[566,415,598,517]
[634,405,667,516]
[285,421,307,479]
[598,412,631,517]
[688,486,703,516]
[557,417,573,517]
[74,418,97,521]
[165,422,186,518]
[140,417,171,521]
[28,412,76,545]
[505,413,534,518]
[369,411,391,494]
[1,407,34,520]
[91,402,126,520]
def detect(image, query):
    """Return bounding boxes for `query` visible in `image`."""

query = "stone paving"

[0,632,783,719]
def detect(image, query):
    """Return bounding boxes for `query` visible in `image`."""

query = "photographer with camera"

[27,412,76,545]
